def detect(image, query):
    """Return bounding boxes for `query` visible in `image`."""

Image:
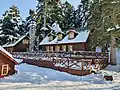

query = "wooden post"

[82,59,84,71]
[68,58,69,69]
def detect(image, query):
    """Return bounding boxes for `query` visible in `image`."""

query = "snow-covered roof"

[0,46,13,58]
[0,46,18,64]
[40,30,90,45]
[39,36,49,45]
[3,33,29,48]
[58,30,90,44]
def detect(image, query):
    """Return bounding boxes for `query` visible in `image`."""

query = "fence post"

[82,59,84,71]
[68,58,69,69]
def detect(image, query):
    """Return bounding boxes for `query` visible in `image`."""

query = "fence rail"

[11,51,108,76]
[11,51,108,60]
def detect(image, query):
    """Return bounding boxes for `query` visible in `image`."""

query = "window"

[46,46,49,51]
[8,48,13,52]
[55,46,60,52]
[68,32,74,39]
[68,45,73,51]
[50,46,54,51]
[23,39,29,44]
[62,45,66,51]
[49,36,53,41]
[58,34,62,40]
[1,64,9,76]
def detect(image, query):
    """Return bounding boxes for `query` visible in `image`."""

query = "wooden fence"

[11,51,108,76]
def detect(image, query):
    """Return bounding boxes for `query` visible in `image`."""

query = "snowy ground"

[0,49,120,90]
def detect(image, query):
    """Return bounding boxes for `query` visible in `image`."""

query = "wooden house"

[3,33,29,52]
[0,46,18,77]
[39,28,90,52]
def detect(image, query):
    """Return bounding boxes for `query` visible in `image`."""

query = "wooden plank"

[82,60,84,71]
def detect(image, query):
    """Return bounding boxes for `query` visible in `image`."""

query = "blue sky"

[0,0,80,19]
[63,0,80,8]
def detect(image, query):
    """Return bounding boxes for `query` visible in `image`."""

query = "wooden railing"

[11,51,108,60]
[11,51,108,75]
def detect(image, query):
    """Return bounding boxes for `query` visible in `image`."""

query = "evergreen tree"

[75,0,91,28]
[26,9,36,32]
[36,0,64,40]
[0,5,26,45]
[62,1,76,30]
[88,0,120,65]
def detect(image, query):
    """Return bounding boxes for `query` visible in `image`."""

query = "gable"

[0,46,18,64]
[0,53,14,64]
[3,33,29,48]
[22,37,29,44]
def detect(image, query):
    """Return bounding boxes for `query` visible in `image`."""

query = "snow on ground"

[0,63,120,90]
[0,49,120,90]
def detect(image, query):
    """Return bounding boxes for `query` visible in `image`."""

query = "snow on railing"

[10,51,108,72]
[11,51,108,60]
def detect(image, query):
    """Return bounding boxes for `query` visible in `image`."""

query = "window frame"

[50,46,54,51]
[1,64,9,76]
[55,46,60,52]
[58,34,62,40]
[62,45,66,51]
[68,32,74,39]
[49,35,53,41]
[68,45,73,51]
[23,39,29,44]
[46,46,49,52]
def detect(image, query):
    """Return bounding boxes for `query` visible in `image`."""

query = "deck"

[11,51,108,76]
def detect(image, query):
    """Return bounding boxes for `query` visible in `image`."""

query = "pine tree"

[26,9,36,32]
[36,0,64,40]
[62,1,76,30]
[88,0,120,65]
[75,0,91,28]
[0,5,25,45]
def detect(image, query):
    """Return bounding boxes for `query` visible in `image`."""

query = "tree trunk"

[110,35,116,65]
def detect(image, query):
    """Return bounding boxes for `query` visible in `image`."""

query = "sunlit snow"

[0,50,120,90]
